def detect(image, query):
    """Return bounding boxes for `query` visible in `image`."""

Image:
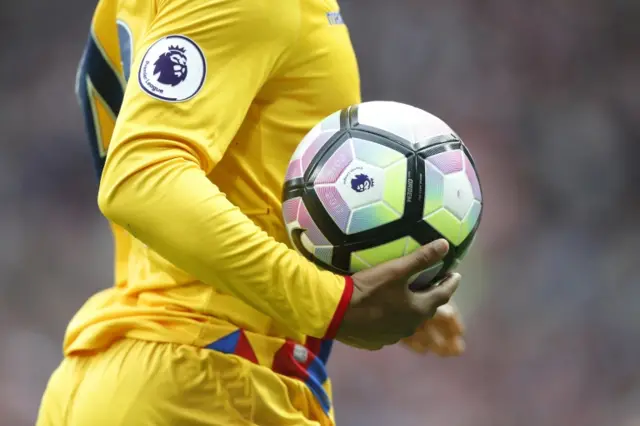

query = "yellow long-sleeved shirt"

[68,0,360,416]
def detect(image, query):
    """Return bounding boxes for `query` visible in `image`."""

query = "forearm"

[98,139,352,338]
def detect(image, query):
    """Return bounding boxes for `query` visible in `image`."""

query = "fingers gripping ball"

[282,101,483,288]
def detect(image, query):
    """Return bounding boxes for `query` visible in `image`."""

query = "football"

[282,101,482,288]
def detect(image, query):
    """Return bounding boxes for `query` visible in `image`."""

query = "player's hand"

[401,303,465,357]
[336,239,461,350]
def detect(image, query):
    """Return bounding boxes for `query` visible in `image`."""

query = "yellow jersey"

[70,0,360,417]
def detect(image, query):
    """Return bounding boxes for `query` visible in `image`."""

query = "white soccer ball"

[282,101,482,288]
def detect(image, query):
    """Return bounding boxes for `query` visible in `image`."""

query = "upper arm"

[109,0,300,173]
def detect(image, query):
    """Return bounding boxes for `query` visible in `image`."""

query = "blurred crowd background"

[1,0,639,425]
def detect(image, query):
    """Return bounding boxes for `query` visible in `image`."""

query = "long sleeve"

[98,140,353,339]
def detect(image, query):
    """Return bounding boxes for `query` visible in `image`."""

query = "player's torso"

[81,0,360,341]
[212,1,361,243]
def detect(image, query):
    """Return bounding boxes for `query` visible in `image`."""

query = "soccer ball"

[282,101,482,288]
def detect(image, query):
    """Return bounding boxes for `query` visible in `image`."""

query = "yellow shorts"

[37,338,332,426]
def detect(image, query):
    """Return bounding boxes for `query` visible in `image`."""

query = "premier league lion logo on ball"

[351,174,375,193]
[153,45,188,86]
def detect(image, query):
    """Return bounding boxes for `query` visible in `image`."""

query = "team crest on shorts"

[138,35,206,102]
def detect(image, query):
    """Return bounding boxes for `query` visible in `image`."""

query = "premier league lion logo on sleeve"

[139,35,206,102]
[153,45,188,86]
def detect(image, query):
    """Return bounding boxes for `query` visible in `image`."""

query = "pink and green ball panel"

[297,201,331,246]
[284,160,304,182]
[285,130,337,181]
[427,149,463,174]
[301,131,335,176]
[349,236,421,273]
[425,209,465,246]
[382,160,408,216]
[424,199,481,246]
[427,148,482,203]
[282,197,302,225]
[315,185,351,232]
[421,148,482,246]
[423,162,445,217]
[425,149,482,204]
[461,200,482,240]
[347,202,402,234]
[352,138,405,168]
[463,154,482,201]
[315,140,355,185]
[282,197,330,246]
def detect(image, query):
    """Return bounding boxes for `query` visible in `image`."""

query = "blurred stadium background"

[2,0,639,425]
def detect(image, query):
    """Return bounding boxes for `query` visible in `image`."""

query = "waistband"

[205,328,334,414]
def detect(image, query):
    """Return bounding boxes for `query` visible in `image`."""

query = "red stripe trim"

[323,275,354,340]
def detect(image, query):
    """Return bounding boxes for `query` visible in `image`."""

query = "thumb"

[390,239,450,281]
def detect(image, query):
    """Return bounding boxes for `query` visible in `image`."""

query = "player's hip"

[38,338,334,426]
